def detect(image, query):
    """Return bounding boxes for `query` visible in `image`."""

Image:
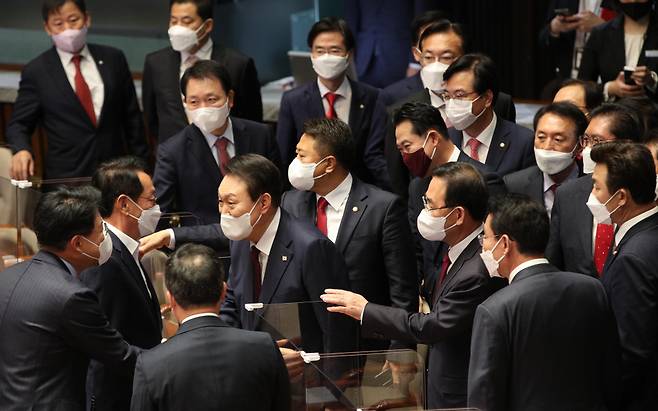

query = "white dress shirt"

[462,113,497,163]
[614,206,658,248]
[447,145,462,163]
[447,225,484,273]
[251,208,282,284]
[56,45,104,119]
[317,77,352,124]
[179,38,213,78]
[508,258,550,284]
[316,173,353,243]
[106,222,152,298]
[181,312,220,324]
[200,118,236,163]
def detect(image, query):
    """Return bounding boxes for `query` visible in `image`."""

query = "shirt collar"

[181,312,220,324]
[56,44,92,65]
[317,173,353,211]
[542,164,579,193]
[317,76,351,99]
[199,118,234,149]
[59,256,78,277]
[447,145,461,163]
[509,258,550,284]
[465,112,497,148]
[181,37,213,64]
[106,222,139,258]
[252,207,281,257]
[615,206,658,246]
[448,225,483,265]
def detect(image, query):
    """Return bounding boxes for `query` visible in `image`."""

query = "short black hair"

[34,185,100,250]
[181,60,233,98]
[616,96,658,141]
[307,17,355,51]
[165,243,225,309]
[417,20,465,52]
[488,193,549,255]
[533,102,588,140]
[92,156,148,218]
[226,154,282,207]
[589,103,643,142]
[431,162,488,222]
[302,118,355,171]
[169,0,213,21]
[42,0,86,21]
[557,79,604,114]
[393,101,449,140]
[411,11,449,46]
[645,128,658,159]
[590,141,656,204]
[443,53,499,105]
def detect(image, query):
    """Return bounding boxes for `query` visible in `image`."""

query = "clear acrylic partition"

[251,302,426,410]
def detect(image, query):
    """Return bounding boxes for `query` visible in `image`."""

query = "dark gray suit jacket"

[503,164,583,213]
[468,263,620,411]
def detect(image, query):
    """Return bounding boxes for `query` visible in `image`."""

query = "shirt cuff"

[359,302,368,325]
[647,71,658,93]
[166,228,176,250]
[603,81,612,101]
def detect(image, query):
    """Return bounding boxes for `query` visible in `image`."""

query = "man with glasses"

[321,162,505,409]
[504,102,587,216]
[80,157,162,411]
[552,78,604,119]
[547,103,643,276]
[276,17,389,190]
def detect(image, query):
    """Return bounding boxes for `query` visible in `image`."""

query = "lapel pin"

[98,60,104,65]
[499,142,506,148]
[282,255,288,261]
[359,104,364,109]
[352,206,359,212]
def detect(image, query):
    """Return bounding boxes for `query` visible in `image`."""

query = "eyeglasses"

[421,195,452,212]
[579,134,607,147]
[477,233,500,246]
[417,51,456,66]
[312,47,348,56]
[438,90,479,101]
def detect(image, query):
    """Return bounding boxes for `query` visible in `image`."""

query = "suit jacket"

[385,89,517,199]
[381,73,423,107]
[6,45,148,179]
[276,79,389,189]
[363,235,505,409]
[503,164,583,212]
[0,251,139,410]
[545,174,597,276]
[601,211,658,411]
[153,118,281,225]
[468,263,621,411]
[579,14,658,99]
[142,44,262,142]
[80,231,162,411]
[130,315,290,411]
[280,177,418,350]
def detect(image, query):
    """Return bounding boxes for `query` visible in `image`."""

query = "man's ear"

[483,89,494,108]
[412,46,422,63]
[84,12,92,29]
[227,90,235,110]
[219,281,228,304]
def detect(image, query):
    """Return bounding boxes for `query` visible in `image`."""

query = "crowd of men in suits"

[2,0,658,410]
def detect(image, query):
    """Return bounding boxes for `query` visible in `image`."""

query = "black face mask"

[620,1,653,21]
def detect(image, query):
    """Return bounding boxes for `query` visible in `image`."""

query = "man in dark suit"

[322,162,505,409]
[80,157,162,411]
[276,17,389,189]
[468,194,620,411]
[504,102,586,215]
[153,60,280,226]
[443,54,535,178]
[281,118,417,351]
[143,0,262,142]
[552,78,604,118]
[130,243,290,411]
[547,103,643,276]
[0,186,140,410]
[591,141,658,410]
[7,0,147,180]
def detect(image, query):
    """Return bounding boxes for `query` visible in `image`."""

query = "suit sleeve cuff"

[167,228,176,250]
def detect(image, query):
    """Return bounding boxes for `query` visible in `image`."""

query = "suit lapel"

[529,167,545,205]
[576,176,594,258]
[44,47,91,125]
[308,82,327,119]
[437,236,480,300]
[348,80,366,132]
[259,216,294,305]
[163,48,185,118]
[335,178,368,254]
[609,17,626,72]
[186,125,223,179]
[231,119,250,155]
[485,119,510,171]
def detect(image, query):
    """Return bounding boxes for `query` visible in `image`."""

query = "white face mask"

[126,197,162,237]
[288,157,329,191]
[51,27,88,54]
[582,146,596,174]
[311,54,349,80]
[220,196,263,241]
[534,144,577,176]
[416,207,457,242]
[420,61,450,92]
[586,191,621,225]
[168,22,206,52]
[445,95,485,130]
[79,231,113,265]
[185,101,230,134]
[480,236,505,278]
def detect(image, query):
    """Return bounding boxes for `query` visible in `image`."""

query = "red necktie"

[433,253,451,300]
[251,246,262,301]
[215,137,230,175]
[549,184,559,195]
[594,223,614,276]
[316,197,329,236]
[466,138,482,162]
[325,92,338,119]
[71,54,97,126]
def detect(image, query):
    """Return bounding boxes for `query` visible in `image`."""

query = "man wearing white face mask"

[546,103,642,277]
[504,102,587,216]
[321,162,505,409]
[152,60,280,230]
[80,157,162,411]
[277,17,390,190]
[468,193,620,411]
[7,0,147,181]
[143,0,262,142]
[589,141,658,409]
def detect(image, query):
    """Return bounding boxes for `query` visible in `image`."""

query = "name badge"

[645,50,658,58]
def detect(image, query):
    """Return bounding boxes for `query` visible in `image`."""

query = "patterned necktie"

[466,138,482,162]
[215,137,230,175]
[325,92,338,119]
[316,197,329,236]
[71,54,96,126]
[433,252,451,301]
[594,223,614,276]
